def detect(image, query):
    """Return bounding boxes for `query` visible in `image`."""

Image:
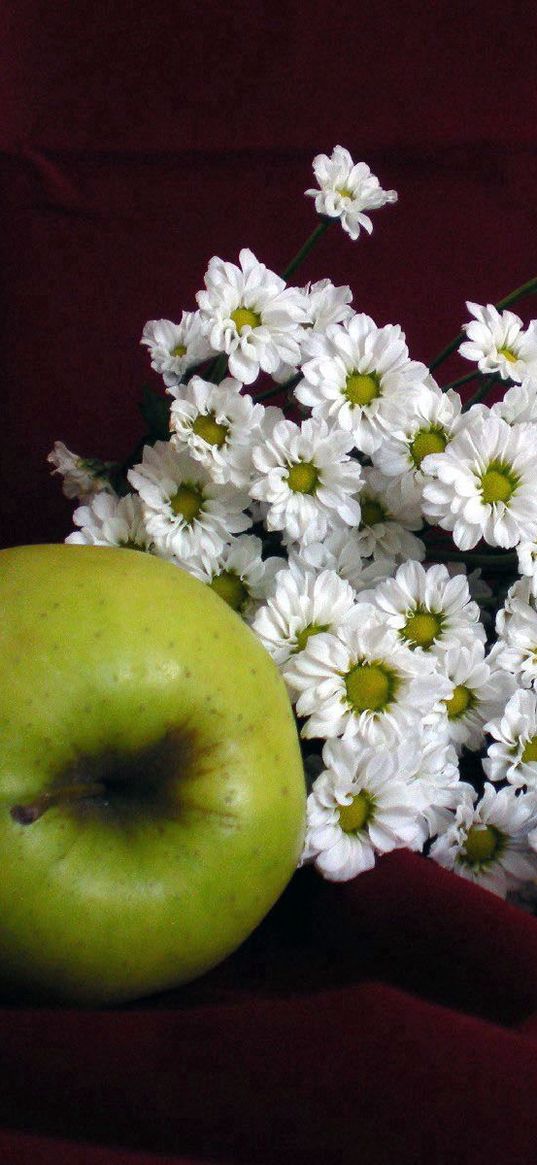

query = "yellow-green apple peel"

[0,544,306,1004]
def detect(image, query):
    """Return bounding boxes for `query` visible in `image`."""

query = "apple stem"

[10,780,108,825]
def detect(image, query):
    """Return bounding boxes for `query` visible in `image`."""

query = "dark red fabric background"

[2,3,537,1162]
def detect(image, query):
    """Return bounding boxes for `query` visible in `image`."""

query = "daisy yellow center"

[171,343,187,358]
[230,307,262,333]
[480,460,519,505]
[522,736,537,764]
[444,684,474,720]
[345,371,382,407]
[209,571,249,612]
[345,661,397,713]
[401,607,443,650]
[360,497,387,527]
[463,824,503,866]
[336,185,354,199]
[410,426,448,468]
[295,622,329,652]
[338,790,374,834]
[192,412,229,447]
[170,484,204,524]
[498,345,518,363]
[286,461,319,494]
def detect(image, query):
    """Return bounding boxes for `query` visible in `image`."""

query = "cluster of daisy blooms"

[49,145,537,902]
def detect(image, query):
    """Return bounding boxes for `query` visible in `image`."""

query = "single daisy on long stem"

[305,146,398,242]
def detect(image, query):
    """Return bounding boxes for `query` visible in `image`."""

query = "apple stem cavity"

[10,780,108,825]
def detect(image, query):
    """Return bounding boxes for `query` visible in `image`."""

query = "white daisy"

[421,410,537,550]
[400,725,469,844]
[446,563,493,610]
[47,441,115,501]
[484,688,537,789]
[301,737,423,882]
[295,529,397,594]
[517,535,537,598]
[494,576,534,638]
[169,375,264,487]
[251,564,356,669]
[196,248,307,385]
[488,585,537,689]
[492,376,537,424]
[353,467,425,562]
[271,278,356,383]
[296,313,429,456]
[305,146,398,241]
[284,602,449,745]
[431,640,516,753]
[66,492,153,552]
[372,378,463,503]
[127,441,251,564]
[459,302,537,382]
[304,277,354,330]
[249,416,363,547]
[184,535,283,621]
[430,783,537,898]
[362,560,486,658]
[140,312,213,390]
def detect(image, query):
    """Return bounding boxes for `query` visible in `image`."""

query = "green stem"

[281,219,332,282]
[442,370,480,392]
[461,373,500,412]
[429,275,537,372]
[205,352,229,384]
[497,275,537,312]
[255,384,287,403]
[424,546,518,569]
[255,372,304,404]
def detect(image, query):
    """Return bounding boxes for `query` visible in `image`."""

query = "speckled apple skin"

[0,544,306,1005]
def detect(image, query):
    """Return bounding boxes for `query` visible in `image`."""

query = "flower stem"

[255,384,286,403]
[429,275,537,372]
[497,275,537,312]
[461,373,500,412]
[281,218,332,282]
[442,370,480,391]
[424,546,518,569]
[254,372,304,404]
[205,352,229,384]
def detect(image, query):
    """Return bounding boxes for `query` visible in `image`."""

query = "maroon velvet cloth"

[2,853,537,1164]
[2,1,537,549]
[2,4,537,1162]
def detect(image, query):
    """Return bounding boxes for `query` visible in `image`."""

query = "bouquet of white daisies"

[49,145,537,901]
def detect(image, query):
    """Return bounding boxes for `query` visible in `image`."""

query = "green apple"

[0,543,306,1005]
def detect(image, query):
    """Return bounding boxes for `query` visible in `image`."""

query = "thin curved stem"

[205,352,229,384]
[424,545,518,569]
[429,275,537,372]
[461,373,500,412]
[441,370,480,392]
[281,219,332,282]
